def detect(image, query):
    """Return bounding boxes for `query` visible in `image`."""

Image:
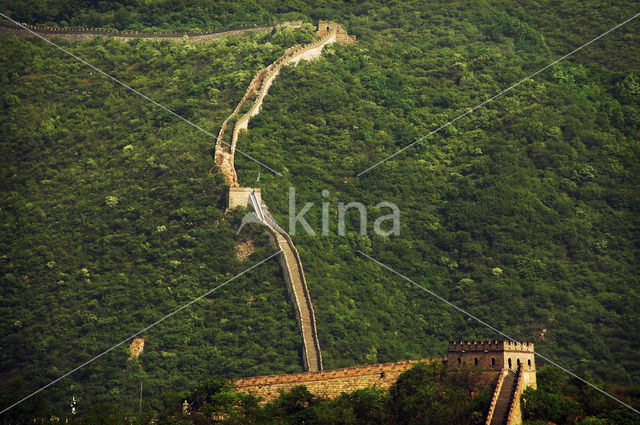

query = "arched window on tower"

[474,358,478,366]
[491,357,496,367]
[458,357,461,366]
[508,358,512,369]
[528,359,531,368]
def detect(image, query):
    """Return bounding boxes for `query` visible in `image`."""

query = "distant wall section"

[0,20,302,43]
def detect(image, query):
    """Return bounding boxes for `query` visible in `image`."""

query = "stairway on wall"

[269,228,322,371]
[490,369,517,425]
[215,26,339,187]
[216,23,352,372]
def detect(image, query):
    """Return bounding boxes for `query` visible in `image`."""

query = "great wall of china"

[0,19,304,43]
[1,20,538,423]
[217,21,355,374]
[1,17,352,374]
[214,21,354,186]
[234,357,441,402]
[234,341,537,425]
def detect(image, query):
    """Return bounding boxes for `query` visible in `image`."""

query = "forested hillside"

[1,0,639,421]
[0,25,316,415]
[235,0,640,382]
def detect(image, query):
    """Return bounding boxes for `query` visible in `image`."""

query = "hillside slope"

[0,25,317,413]
[0,0,639,418]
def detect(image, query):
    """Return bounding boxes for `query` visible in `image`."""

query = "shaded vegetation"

[521,366,640,424]
[1,0,639,421]
[10,364,638,424]
[0,25,316,417]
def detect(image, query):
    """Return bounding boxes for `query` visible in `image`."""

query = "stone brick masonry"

[0,20,302,43]
[234,357,444,402]
[233,341,536,425]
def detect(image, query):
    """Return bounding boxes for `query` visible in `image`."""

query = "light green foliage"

[0,26,315,417]
[0,0,639,421]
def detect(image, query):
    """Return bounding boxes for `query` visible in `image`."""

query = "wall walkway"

[265,221,323,372]
[214,26,339,186]
[0,20,301,43]
[234,357,442,403]
[215,22,352,372]
[0,16,352,375]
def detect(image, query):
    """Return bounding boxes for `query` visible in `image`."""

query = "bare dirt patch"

[235,239,254,261]
[129,337,145,360]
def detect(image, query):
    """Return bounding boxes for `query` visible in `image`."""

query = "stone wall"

[228,187,262,209]
[265,224,323,371]
[506,366,526,425]
[234,357,444,402]
[317,21,356,43]
[215,22,352,186]
[0,20,300,43]
[447,340,536,376]
[485,370,507,424]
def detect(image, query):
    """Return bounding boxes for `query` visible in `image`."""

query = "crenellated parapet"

[317,21,356,43]
[234,357,443,402]
[448,340,535,353]
[0,19,301,40]
[448,340,536,375]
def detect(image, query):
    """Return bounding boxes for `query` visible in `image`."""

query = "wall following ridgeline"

[215,22,352,186]
[234,357,443,403]
[218,22,353,373]
[0,20,302,43]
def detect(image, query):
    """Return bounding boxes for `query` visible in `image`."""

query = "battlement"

[447,340,536,376]
[234,357,443,402]
[317,21,356,43]
[448,340,535,353]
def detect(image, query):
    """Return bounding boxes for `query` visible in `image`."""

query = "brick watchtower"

[317,21,356,43]
[448,341,533,370]
[448,341,537,425]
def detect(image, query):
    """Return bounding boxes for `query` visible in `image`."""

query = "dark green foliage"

[0,378,50,425]
[1,0,639,421]
[522,366,640,424]
[0,26,315,416]
[387,363,490,425]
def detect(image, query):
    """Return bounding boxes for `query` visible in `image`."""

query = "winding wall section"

[0,19,302,43]
[216,23,352,372]
[215,26,339,186]
[1,16,352,374]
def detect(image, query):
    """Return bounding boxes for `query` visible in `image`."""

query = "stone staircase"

[490,369,517,425]
[214,25,340,186]
[265,219,323,372]
[215,22,353,372]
